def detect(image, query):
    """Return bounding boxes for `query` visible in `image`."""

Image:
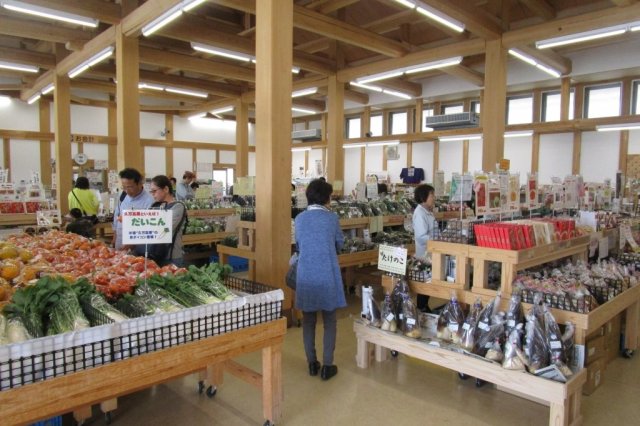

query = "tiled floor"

[83,294,640,426]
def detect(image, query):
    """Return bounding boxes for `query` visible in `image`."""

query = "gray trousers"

[302,310,337,366]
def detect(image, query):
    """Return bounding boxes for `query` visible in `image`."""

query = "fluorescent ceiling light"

[191,42,254,62]
[357,70,403,84]
[416,5,464,33]
[393,0,415,8]
[292,87,318,98]
[508,49,561,78]
[183,0,208,12]
[367,141,400,147]
[383,89,412,100]
[404,56,462,74]
[291,147,312,152]
[138,82,164,91]
[292,66,301,74]
[343,143,367,149]
[504,131,533,138]
[41,83,54,95]
[1,0,98,27]
[68,46,114,79]
[0,60,38,73]
[142,4,183,37]
[165,87,208,98]
[596,123,640,132]
[536,25,627,49]
[631,25,640,32]
[210,106,234,114]
[292,107,317,115]
[188,113,207,120]
[0,95,10,107]
[439,134,482,142]
[350,82,383,93]
[27,93,40,105]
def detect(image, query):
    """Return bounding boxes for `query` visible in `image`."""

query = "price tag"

[377,244,408,275]
[478,322,490,331]
[406,318,416,326]
[462,323,471,331]
[550,340,563,349]
[385,313,395,322]
[448,323,459,332]
[507,319,515,327]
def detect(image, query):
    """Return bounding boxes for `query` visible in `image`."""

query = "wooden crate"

[237,220,256,250]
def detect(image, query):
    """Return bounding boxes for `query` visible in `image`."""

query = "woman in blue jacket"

[294,179,344,381]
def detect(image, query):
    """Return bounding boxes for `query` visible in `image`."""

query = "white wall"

[71,105,108,136]
[10,140,40,183]
[0,99,38,131]
[219,150,236,164]
[439,140,463,182]
[627,129,640,154]
[343,147,361,194]
[173,116,236,144]
[387,143,407,183]
[505,137,532,185]
[144,146,166,178]
[173,148,193,178]
[82,143,108,162]
[140,112,166,140]
[292,151,305,177]
[248,152,256,176]
[365,146,383,176]
[309,148,324,177]
[412,141,434,183]
[580,131,620,183]
[539,133,573,184]
[468,139,483,174]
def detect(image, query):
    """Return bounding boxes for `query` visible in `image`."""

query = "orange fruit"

[0,262,20,280]
[0,246,18,260]
[19,249,33,263]
[20,266,38,282]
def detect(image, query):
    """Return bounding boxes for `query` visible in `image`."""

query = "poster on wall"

[474,174,488,216]
[527,173,539,209]
[366,175,379,200]
[434,170,445,197]
[385,145,400,160]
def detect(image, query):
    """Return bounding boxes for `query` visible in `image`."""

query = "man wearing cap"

[176,171,196,201]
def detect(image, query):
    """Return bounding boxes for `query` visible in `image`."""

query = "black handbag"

[285,253,298,290]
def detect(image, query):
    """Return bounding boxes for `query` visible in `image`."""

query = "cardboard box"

[583,358,606,395]
[585,334,606,364]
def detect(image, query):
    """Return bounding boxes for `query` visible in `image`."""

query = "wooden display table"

[0,213,37,226]
[183,231,235,246]
[354,320,586,426]
[0,318,286,426]
[188,208,236,218]
[217,244,256,281]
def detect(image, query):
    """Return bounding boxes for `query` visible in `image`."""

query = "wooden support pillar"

[574,83,584,120]
[531,133,540,173]
[360,147,365,182]
[407,142,413,169]
[2,138,9,172]
[107,100,117,171]
[192,148,196,171]
[560,77,571,121]
[572,132,581,175]
[415,98,423,133]
[433,140,439,182]
[620,130,629,175]
[165,114,174,177]
[532,90,541,123]
[462,140,469,173]
[361,106,371,137]
[254,0,293,307]
[482,39,507,172]
[39,101,52,186]
[327,75,344,184]
[621,78,632,116]
[382,110,389,136]
[304,150,309,174]
[115,25,141,172]
[235,100,249,178]
[54,73,72,214]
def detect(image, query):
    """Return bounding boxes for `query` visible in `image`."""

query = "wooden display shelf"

[217,244,256,281]
[0,213,37,226]
[187,208,237,218]
[354,320,586,426]
[0,318,286,426]
[383,215,405,226]
[183,231,235,246]
[434,211,467,221]
[339,217,370,229]
[338,249,378,268]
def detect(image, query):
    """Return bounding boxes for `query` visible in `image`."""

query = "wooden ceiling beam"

[311,0,360,14]
[364,9,417,34]
[139,46,255,83]
[295,38,332,54]
[241,75,328,104]
[440,65,485,86]
[292,98,326,112]
[0,46,56,69]
[0,15,94,44]
[344,88,368,105]
[376,79,423,98]
[517,0,555,20]
[122,0,183,37]
[502,3,640,47]
[419,0,502,39]
[12,0,122,25]
[138,69,241,98]
[516,45,572,76]
[337,38,486,83]
[179,98,237,118]
[610,0,636,6]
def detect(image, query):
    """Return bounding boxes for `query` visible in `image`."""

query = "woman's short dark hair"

[75,176,90,189]
[414,184,435,204]
[151,175,173,195]
[306,179,333,205]
[119,168,143,183]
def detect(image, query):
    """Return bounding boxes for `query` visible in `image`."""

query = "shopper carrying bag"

[68,177,99,224]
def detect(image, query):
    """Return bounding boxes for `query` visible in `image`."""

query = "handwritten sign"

[122,209,172,245]
[378,244,408,275]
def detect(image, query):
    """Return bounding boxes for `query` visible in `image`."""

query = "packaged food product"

[460,298,482,350]
[502,325,527,370]
[525,312,549,371]
[402,295,421,339]
[436,293,465,344]
[380,293,397,332]
[391,278,410,331]
[505,293,523,337]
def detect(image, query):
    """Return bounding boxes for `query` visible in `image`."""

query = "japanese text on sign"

[122,209,172,245]
[378,244,408,275]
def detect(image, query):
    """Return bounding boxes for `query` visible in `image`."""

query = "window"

[542,90,575,122]
[421,108,434,132]
[346,117,361,139]
[390,111,407,135]
[470,101,481,114]
[507,95,533,124]
[633,80,640,115]
[584,83,621,118]
[370,115,383,136]
[441,103,463,114]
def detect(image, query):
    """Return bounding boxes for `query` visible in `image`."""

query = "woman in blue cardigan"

[294,179,345,381]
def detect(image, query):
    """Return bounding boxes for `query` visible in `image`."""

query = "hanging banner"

[122,209,173,245]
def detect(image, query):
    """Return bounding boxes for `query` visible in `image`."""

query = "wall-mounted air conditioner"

[425,112,480,130]
[292,128,322,142]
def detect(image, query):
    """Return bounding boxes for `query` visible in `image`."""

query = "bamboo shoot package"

[391,278,410,331]
[380,293,397,332]
[436,293,465,343]
[402,294,422,339]
[474,313,505,357]
[460,298,482,350]
[505,293,523,337]
[362,286,381,327]
[502,324,526,371]
[524,311,549,371]
[473,293,500,350]
[562,322,576,367]
[544,307,573,377]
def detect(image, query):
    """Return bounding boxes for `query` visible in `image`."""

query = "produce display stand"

[0,278,284,426]
[183,231,236,246]
[353,320,586,426]
[217,244,256,281]
[0,213,37,226]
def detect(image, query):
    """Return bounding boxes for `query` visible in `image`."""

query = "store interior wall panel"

[292,151,305,177]
[505,137,533,185]
[468,139,483,174]
[308,120,321,130]
[364,145,383,178]
[71,143,78,159]
[581,130,620,183]
[173,148,193,178]
[309,148,324,177]
[343,146,361,194]
[439,140,463,182]
[71,105,108,136]
[248,123,256,146]
[411,141,435,183]
[627,129,640,154]
[386,143,408,183]
[173,116,236,145]
[145,146,166,178]
[248,152,256,176]
[219,150,236,164]
[10,139,39,183]
[292,122,305,131]
[538,133,573,184]
[82,143,108,162]
[0,99,38,131]
[140,111,167,140]
[195,149,216,180]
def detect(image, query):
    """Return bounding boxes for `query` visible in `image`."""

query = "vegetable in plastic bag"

[524,312,549,371]
[461,298,482,350]
[485,339,504,362]
[474,293,500,351]
[474,313,505,357]
[543,307,572,377]
[391,278,410,331]
[135,284,184,313]
[505,293,523,337]
[87,293,128,323]
[402,295,421,338]
[7,317,31,343]
[436,293,465,344]
[502,325,527,371]
[362,286,382,327]
[380,293,397,332]
[47,288,90,335]
[0,314,7,345]
[562,322,576,367]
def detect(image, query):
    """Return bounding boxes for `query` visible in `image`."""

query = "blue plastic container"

[210,254,249,272]
[31,416,62,426]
